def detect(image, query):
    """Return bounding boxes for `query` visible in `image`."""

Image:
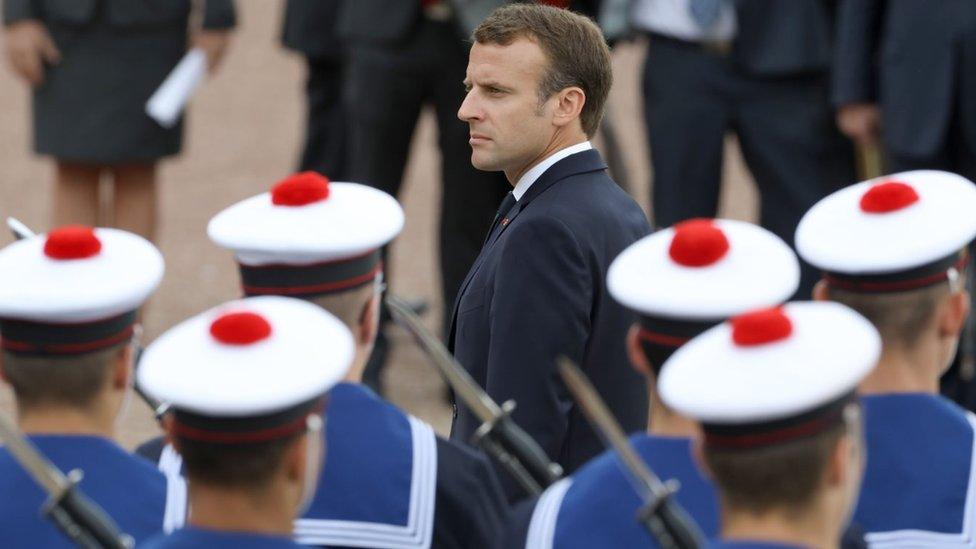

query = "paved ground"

[0,2,758,447]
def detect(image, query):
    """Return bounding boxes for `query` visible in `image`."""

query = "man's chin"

[470,153,502,173]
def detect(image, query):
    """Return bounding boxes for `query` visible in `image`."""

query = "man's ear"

[284,434,309,484]
[0,352,7,383]
[551,87,586,129]
[812,279,830,302]
[825,433,853,489]
[690,435,713,481]
[112,344,132,390]
[626,325,654,377]
[939,289,970,339]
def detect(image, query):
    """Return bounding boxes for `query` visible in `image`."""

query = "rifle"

[557,356,704,549]
[0,410,133,548]
[385,295,563,496]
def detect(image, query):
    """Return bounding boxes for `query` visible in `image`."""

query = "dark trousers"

[887,97,976,412]
[345,18,509,365]
[297,57,347,179]
[642,35,855,297]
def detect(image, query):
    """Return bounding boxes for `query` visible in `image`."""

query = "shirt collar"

[512,141,593,201]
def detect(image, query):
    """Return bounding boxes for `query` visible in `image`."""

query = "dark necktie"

[689,0,724,30]
[485,192,517,245]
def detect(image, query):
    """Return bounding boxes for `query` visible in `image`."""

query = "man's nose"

[458,91,479,122]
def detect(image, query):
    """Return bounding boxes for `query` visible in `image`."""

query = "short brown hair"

[829,283,949,350]
[473,4,612,137]
[174,434,301,489]
[2,344,125,411]
[703,405,862,515]
[309,284,374,334]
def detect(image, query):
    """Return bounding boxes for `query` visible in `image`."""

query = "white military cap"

[208,171,404,298]
[660,302,880,449]
[607,218,799,354]
[0,225,163,356]
[796,170,976,293]
[138,296,352,443]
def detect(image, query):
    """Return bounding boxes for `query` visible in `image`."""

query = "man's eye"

[488,87,504,95]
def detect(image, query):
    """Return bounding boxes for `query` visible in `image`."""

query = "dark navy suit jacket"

[832,0,976,158]
[448,149,651,497]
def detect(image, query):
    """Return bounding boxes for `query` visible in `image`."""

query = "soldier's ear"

[690,435,712,481]
[812,279,830,302]
[358,292,380,348]
[626,325,653,377]
[0,353,7,383]
[939,288,970,339]
[111,344,132,390]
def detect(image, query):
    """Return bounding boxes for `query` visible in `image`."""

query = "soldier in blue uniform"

[797,170,976,545]
[138,296,352,548]
[139,171,509,548]
[661,302,880,549]
[503,218,801,548]
[0,224,179,546]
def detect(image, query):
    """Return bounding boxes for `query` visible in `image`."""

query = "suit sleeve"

[831,0,885,106]
[2,0,38,25]
[486,216,591,484]
[202,0,236,29]
[432,438,511,549]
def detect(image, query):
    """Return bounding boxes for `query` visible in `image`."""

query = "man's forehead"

[467,38,546,82]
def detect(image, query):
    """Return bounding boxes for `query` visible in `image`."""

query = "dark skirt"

[33,13,187,164]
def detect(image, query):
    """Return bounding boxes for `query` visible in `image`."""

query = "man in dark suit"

[633,0,854,297]
[833,0,976,180]
[281,0,347,178]
[451,4,651,498]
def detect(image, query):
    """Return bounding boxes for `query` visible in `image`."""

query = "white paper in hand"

[146,48,207,128]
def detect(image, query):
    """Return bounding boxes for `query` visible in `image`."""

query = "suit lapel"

[448,149,609,347]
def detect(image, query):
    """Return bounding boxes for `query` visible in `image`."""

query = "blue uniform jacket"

[141,527,303,548]
[504,434,718,548]
[0,434,181,548]
[141,382,509,548]
[854,393,976,546]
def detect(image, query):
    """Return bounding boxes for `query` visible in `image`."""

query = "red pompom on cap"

[668,219,730,267]
[859,181,920,214]
[732,307,793,347]
[271,171,330,207]
[43,225,102,260]
[210,312,273,346]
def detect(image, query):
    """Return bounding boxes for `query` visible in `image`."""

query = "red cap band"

[860,181,920,213]
[271,171,330,206]
[732,307,792,347]
[44,226,102,260]
[668,219,730,267]
[210,312,272,345]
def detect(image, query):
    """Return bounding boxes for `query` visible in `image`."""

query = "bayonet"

[386,295,562,495]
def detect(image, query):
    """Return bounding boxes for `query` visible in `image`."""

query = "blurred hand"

[193,30,231,74]
[4,20,60,87]
[837,103,882,147]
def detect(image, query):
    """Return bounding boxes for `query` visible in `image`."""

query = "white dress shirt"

[631,0,737,42]
[512,141,593,201]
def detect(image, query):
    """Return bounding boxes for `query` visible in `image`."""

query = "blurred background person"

[631,0,855,297]
[281,0,347,180]
[834,1,976,180]
[336,0,510,393]
[2,0,235,241]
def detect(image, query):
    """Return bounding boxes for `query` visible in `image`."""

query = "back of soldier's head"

[798,171,976,354]
[0,226,161,417]
[661,303,880,530]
